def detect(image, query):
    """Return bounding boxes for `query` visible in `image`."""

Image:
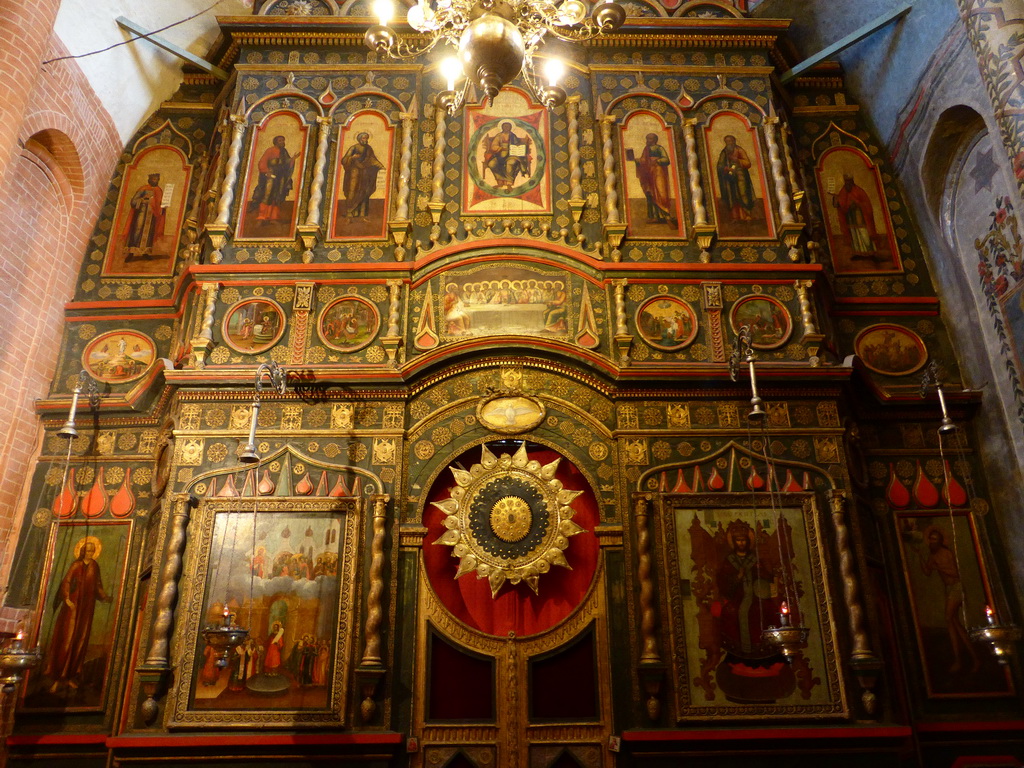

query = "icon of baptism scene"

[191,512,343,710]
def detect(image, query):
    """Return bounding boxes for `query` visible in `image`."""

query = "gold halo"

[73,535,103,561]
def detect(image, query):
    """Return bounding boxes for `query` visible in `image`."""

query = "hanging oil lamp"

[201,606,248,669]
[762,601,809,662]
[0,625,42,693]
[970,605,1021,664]
[729,325,766,420]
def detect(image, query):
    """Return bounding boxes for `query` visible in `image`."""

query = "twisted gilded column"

[380,280,402,365]
[208,114,247,262]
[599,112,626,258]
[136,494,194,723]
[684,118,715,261]
[357,495,389,723]
[763,116,794,225]
[634,493,665,722]
[828,490,882,718]
[567,95,585,222]
[612,278,631,365]
[298,116,331,261]
[427,106,447,238]
[189,282,220,370]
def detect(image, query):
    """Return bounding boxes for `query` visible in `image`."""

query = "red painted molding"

[7,734,107,745]
[105,732,405,749]
[621,725,912,742]
[916,720,1024,734]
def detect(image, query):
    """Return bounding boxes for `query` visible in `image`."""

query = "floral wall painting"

[854,324,929,377]
[317,295,380,352]
[660,497,846,719]
[104,145,191,276]
[328,111,393,240]
[816,146,901,274]
[620,111,686,239]
[636,295,698,350]
[82,329,157,384]
[237,111,309,241]
[463,88,551,215]
[439,265,572,340]
[221,298,286,355]
[729,295,792,349]
[704,111,775,240]
[895,511,1013,698]
[23,521,131,711]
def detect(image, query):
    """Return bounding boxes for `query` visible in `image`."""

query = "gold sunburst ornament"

[432,443,585,596]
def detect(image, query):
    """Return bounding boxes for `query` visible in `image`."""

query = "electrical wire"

[41,0,237,67]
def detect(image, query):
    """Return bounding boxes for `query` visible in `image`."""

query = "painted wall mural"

[329,111,393,240]
[620,111,685,239]
[463,89,550,215]
[23,521,131,711]
[815,146,900,274]
[104,145,191,276]
[705,111,774,240]
[237,111,309,241]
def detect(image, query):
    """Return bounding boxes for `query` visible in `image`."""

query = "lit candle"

[544,58,565,88]
[372,0,394,25]
[14,630,23,642]
[986,604,995,625]
[441,57,461,93]
[779,601,790,626]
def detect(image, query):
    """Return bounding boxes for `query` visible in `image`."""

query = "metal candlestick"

[729,326,766,420]
[920,360,957,434]
[57,371,100,440]
[239,362,287,464]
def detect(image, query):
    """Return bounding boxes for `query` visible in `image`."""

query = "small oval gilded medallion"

[477,395,545,435]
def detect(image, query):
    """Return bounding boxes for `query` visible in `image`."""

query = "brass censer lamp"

[970,605,1021,664]
[762,601,809,663]
[0,627,42,694]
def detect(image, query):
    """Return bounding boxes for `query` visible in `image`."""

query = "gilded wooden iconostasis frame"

[167,496,362,728]
[401,367,620,768]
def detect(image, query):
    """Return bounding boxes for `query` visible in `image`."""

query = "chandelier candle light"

[364,0,626,113]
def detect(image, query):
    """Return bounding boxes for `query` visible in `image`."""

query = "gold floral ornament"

[432,443,585,597]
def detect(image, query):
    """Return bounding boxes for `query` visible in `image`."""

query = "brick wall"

[0,35,120,633]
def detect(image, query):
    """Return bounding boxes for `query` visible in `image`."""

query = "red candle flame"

[14,630,23,641]
[780,601,789,615]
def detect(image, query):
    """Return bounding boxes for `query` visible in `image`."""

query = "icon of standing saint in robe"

[330,113,393,240]
[621,115,685,238]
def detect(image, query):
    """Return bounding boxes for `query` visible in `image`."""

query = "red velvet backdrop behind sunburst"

[422,445,600,637]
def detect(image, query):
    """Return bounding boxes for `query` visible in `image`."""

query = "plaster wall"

[54,0,250,141]
[755,0,959,149]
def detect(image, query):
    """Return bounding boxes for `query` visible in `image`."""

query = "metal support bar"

[779,3,913,85]
[115,16,229,80]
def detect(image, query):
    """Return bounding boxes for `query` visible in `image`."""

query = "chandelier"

[364,0,626,113]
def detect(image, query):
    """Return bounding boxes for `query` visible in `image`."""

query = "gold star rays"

[431,443,585,597]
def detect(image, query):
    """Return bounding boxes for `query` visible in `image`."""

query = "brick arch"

[26,128,84,201]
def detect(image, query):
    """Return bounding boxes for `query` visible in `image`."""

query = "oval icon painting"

[221,298,286,354]
[317,296,380,352]
[729,294,792,350]
[854,324,928,376]
[636,295,698,351]
[83,330,156,383]
[477,395,546,435]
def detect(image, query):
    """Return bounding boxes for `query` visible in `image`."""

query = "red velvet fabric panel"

[427,634,495,721]
[530,631,598,720]
[423,446,600,637]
